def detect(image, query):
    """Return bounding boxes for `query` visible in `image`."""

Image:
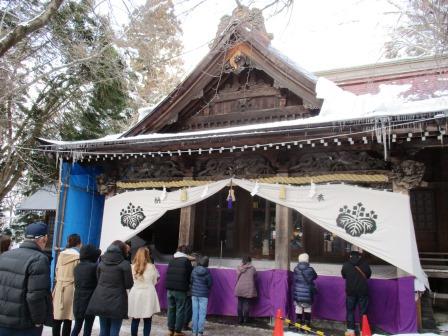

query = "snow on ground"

[43,314,273,336]
[40,316,447,336]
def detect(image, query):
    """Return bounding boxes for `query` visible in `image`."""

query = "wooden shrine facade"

[43,6,448,271]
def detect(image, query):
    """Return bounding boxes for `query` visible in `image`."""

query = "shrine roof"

[40,82,448,151]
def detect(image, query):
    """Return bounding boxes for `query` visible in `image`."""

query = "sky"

[174,0,401,73]
[104,0,404,74]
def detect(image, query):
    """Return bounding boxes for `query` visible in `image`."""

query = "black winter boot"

[295,314,303,331]
[304,312,312,330]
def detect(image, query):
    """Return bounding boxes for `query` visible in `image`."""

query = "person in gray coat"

[234,256,257,324]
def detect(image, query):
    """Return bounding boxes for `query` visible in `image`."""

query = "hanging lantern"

[180,188,188,202]
[227,185,236,209]
[279,185,286,200]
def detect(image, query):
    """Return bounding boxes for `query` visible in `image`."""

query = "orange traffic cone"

[273,308,284,336]
[361,315,372,336]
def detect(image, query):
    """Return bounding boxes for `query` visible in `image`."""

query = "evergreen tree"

[121,0,183,109]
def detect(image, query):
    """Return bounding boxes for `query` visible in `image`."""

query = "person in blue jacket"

[190,256,213,336]
[293,253,318,329]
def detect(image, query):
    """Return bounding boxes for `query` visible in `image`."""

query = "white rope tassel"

[308,180,316,198]
[250,181,259,196]
[382,120,388,161]
[200,184,209,198]
[160,186,167,201]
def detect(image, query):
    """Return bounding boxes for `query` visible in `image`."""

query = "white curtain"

[233,179,428,288]
[100,179,230,251]
[99,178,428,288]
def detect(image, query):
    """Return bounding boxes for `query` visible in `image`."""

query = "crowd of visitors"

[0,221,372,336]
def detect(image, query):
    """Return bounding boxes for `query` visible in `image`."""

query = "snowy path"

[43,314,273,335]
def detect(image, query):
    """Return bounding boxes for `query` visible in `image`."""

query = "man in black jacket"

[0,221,53,336]
[165,245,194,336]
[341,248,372,336]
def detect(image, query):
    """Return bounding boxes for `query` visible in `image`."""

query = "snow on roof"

[41,77,448,149]
[17,185,58,211]
[267,45,318,83]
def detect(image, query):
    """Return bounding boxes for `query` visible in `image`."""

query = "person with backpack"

[191,256,212,336]
[292,253,318,329]
[341,247,372,336]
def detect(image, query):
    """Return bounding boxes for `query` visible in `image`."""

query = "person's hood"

[238,263,253,273]
[80,244,101,262]
[101,245,124,265]
[174,251,188,259]
[349,253,362,266]
[58,248,80,265]
[193,266,208,276]
[296,262,309,271]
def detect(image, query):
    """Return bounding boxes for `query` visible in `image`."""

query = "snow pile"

[316,77,448,119]
[439,323,448,332]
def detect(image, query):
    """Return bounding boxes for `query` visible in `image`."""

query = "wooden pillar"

[275,203,292,270]
[179,205,196,247]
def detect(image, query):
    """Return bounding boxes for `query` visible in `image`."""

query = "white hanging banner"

[99,179,230,251]
[232,179,428,288]
[99,178,427,288]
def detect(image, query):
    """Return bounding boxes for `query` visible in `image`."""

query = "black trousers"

[71,315,95,336]
[346,295,369,331]
[237,297,252,323]
[53,319,72,336]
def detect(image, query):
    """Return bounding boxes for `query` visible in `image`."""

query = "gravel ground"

[43,314,275,336]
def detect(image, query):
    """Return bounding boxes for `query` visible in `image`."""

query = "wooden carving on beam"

[196,155,276,177]
[119,158,183,180]
[390,160,426,191]
[212,5,273,49]
[96,173,117,196]
[289,151,388,173]
[224,49,251,73]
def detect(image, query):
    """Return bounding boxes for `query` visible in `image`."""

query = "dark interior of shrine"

[135,187,381,264]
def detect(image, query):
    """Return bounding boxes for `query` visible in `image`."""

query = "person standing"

[341,248,372,336]
[71,244,101,336]
[292,253,318,328]
[0,221,53,336]
[165,245,193,336]
[53,234,82,336]
[191,256,212,336]
[87,240,133,336]
[128,247,160,336]
[234,256,257,325]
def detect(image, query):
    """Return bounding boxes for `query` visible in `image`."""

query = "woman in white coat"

[128,247,160,336]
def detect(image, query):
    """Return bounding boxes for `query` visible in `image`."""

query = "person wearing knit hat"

[292,253,317,329]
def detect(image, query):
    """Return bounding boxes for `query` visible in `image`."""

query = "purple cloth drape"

[155,264,416,333]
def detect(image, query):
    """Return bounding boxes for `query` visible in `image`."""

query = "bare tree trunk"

[0,0,65,58]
